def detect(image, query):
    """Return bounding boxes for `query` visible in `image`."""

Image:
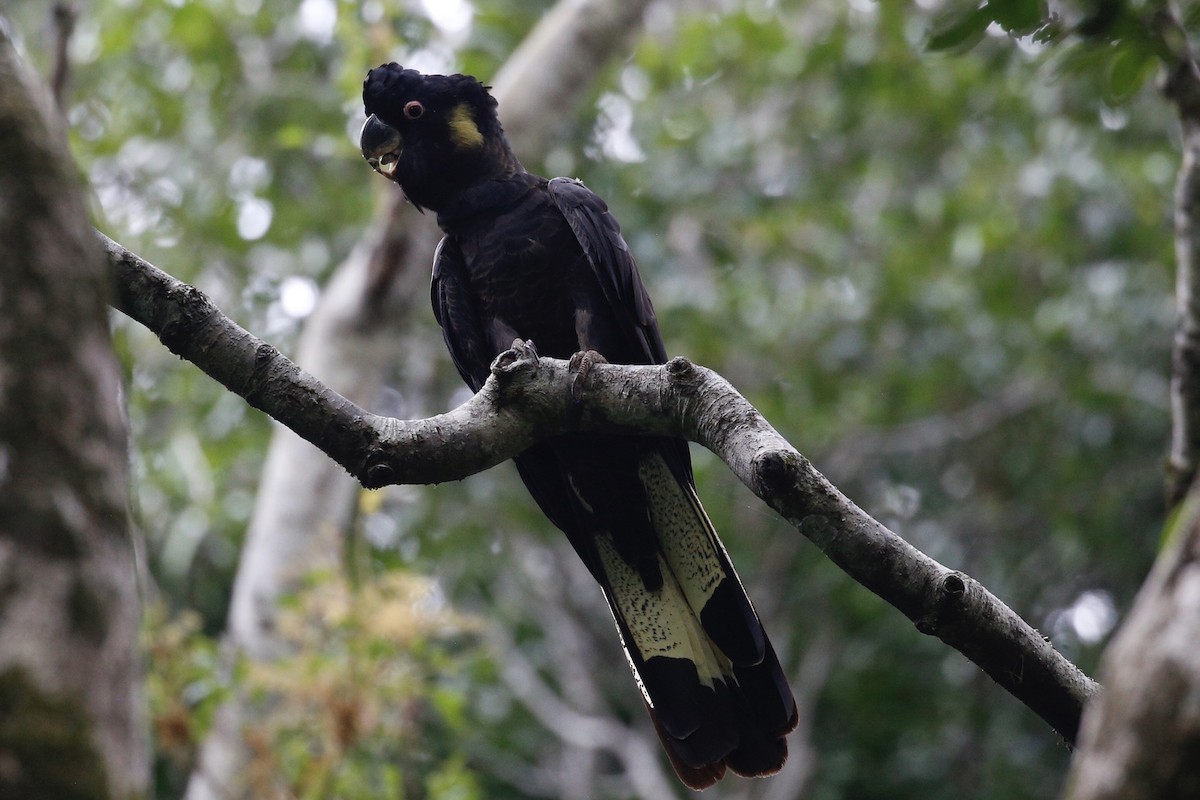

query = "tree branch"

[489,625,679,800]
[1159,8,1200,507]
[104,232,380,476]
[105,234,1099,745]
[1165,68,1200,506]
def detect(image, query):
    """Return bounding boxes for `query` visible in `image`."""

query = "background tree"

[4,0,1186,798]
[920,1,1200,796]
[0,23,147,800]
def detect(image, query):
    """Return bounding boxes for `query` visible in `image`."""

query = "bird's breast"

[460,219,591,358]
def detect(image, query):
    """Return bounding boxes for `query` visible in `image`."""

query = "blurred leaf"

[427,756,482,800]
[1077,0,1126,38]
[928,4,994,52]
[1107,45,1157,102]
[1050,40,1117,82]
[928,0,1048,52]
[988,0,1047,34]
[1033,16,1067,43]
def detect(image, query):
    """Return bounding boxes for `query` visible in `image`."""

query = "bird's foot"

[569,349,608,402]
[491,338,540,375]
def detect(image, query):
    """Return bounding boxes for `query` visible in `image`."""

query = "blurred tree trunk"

[1061,481,1200,800]
[1063,52,1200,800]
[186,1,659,797]
[0,28,147,800]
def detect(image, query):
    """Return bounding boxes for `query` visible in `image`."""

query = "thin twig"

[51,3,77,110]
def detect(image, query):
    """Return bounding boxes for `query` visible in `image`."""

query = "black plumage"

[361,64,797,788]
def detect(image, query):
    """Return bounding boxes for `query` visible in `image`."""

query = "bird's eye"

[403,101,425,120]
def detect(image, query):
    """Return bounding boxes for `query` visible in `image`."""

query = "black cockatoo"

[360,64,796,789]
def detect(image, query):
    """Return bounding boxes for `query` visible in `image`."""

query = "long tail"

[595,451,798,789]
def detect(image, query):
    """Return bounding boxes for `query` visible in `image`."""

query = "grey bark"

[1165,61,1200,507]
[1159,6,1200,509]
[0,28,147,800]
[1061,485,1200,800]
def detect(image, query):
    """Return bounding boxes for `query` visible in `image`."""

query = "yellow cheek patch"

[448,103,484,149]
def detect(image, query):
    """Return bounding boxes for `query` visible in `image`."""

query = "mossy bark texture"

[0,29,147,800]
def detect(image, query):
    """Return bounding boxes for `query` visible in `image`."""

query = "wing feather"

[430,236,492,392]
[547,177,693,481]
[431,237,587,538]
[548,177,667,364]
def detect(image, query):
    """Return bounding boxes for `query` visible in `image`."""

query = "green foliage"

[928,0,1048,51]
[238,571,478,799]
[144,571,482,799]
[143,606,228,795]
[927,0,1182,102]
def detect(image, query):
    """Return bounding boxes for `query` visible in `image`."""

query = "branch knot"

[916,571,973,635]
[752,448,802,497]
[666,356,696,378]
[362,454,396,489]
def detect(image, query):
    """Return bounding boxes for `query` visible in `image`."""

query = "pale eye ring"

[403,100,425,120]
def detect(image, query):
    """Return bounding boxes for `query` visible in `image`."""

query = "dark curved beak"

[360,114,402,178]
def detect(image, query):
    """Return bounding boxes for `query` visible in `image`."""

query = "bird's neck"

[436,171,539,233]
[474,135,524,181]
[431,138,530,229]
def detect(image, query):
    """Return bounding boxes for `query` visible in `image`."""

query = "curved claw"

[568,349,608,403]
[491,338,540,374]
